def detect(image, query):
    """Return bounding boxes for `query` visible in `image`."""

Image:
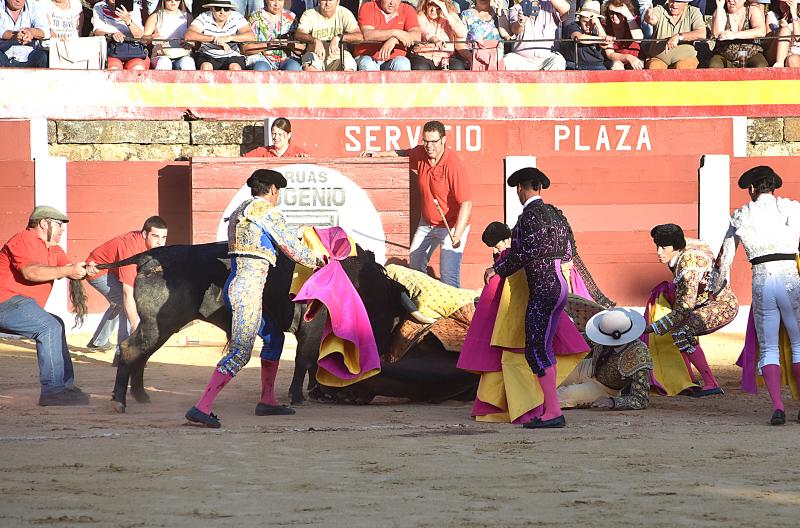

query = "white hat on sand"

[585,308,646,347]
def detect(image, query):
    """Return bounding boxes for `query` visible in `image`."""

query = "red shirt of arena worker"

[244,117,310,158]
[0,206,89,406]
[361,120,472,287]
[354,0,421,63]
[85,216,168,347]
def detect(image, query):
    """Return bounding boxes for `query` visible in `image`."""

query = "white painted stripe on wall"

[29,117,48,160]
[504,156,536,229]
[35,155,70,321]
[732,116,747,158]
[698,154,731,258]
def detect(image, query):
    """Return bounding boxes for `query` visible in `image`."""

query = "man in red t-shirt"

[362,120,472,287]
[0,206,89,406]
[354,0,421,71]
[85,216,168,360]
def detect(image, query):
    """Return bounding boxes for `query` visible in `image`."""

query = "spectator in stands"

[84,217,168,363]
[244,117,310,157]
[0,0,50,68]
[643,0,705,69]
[460,0,510,67]
[43,0,83,42]
[295,0,362,71]
[354,0,420,70]
[185,0,255,70]
[230,0,261,19]
[0,206,89,406]
[409,0,469,70]
[602,0,644,70]
[144,0,196,70]
[503,0,567,70]
[93,0,149,70]
[245,0,302,70]
[710,0,767,67]
[766,0,800,67]
[562,0,614,70]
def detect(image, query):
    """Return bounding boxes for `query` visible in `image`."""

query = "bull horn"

[400,292,438,325]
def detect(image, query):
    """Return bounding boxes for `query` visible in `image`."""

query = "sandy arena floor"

[1,324,799,528]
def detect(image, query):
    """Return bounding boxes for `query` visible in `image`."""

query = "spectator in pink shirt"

[409,0,469,69]
[353,0,421,70]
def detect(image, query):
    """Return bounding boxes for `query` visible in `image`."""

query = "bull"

[99,242,478,413]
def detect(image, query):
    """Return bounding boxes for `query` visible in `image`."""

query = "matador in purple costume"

[486,167,573,429]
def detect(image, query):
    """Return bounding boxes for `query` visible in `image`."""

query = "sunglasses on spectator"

[211,6,231,11]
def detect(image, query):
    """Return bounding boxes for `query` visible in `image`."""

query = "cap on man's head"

[247,169,287,190]
[507,167,550,189]
[204,0,236,8]
[481,221,512,248]
[650,223,686,249]
[29,205,69,224]
[738,165,783,190]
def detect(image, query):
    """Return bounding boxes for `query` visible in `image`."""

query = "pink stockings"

[195,370,232,414]
[260,359,280,406]
[760,363,800,414]
[684,349,719,390]
[540,366,562,421]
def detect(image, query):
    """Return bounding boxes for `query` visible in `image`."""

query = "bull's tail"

[572,252,616,309]
[96,253,149,271]
[69,279,88,329]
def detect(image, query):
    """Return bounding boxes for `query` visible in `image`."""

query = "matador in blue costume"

[186,169,320,428]
[486,167,573,429]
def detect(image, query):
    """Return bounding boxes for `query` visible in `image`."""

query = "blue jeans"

[355,55,411,71]
[88,274,128,354]
[230,0,263,17]
[0,295,75,395]
[251,57,303,71]
[0,47,48,68]
[409,221,471,288]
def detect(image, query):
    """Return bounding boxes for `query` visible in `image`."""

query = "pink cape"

[457,273,590,424]
[293,227,380,383]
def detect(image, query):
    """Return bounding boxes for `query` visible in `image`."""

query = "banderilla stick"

[432,198,456,245]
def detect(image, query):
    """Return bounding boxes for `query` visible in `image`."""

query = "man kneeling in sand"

[559,308,653,410]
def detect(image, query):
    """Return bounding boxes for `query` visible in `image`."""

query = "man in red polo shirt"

[0,206,90,406]
[362,120,472,287]
[85,216,168,361]
[354,0,420,71]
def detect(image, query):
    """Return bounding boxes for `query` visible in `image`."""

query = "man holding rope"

[361,120,472,287]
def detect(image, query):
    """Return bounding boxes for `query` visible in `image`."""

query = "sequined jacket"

[227,197,316,268]
[592,340,653,410]
[651,238,716,334]
[715,193,800,288]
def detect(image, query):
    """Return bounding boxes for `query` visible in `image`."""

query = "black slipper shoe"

[255,403,296,416]
[687,387,724,398]
[770,409,786,426]
[185,406,221,428]
[522,415,566,429]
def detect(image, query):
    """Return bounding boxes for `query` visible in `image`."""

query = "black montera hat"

[481,222,512,247]
[738,166,783,190]
[507,167,550,189]
[247,169,287,189]
[650,223,686,250]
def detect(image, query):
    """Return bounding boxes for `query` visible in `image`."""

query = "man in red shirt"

[362,120,472,287]
[354,0,420,71]
[0,206,89,406]
[85,217,168,361]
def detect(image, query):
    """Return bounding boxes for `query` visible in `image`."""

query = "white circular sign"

[217,164,387,263]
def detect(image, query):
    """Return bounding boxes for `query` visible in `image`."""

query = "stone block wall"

[46,118,799,161]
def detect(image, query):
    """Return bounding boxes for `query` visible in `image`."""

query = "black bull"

[98,243,478,413]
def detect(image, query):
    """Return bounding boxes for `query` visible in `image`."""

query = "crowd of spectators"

[1,0,799,69]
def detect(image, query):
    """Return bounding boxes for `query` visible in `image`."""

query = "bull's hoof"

[131,388,151,403]
[289,390,305,405]
[110,399,126,414]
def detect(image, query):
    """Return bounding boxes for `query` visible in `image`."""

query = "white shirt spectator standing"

[0,0,50,67]
[503,0,568,70]
[144,0,196,69]
[92,0,148,69]
[185,0,255,70]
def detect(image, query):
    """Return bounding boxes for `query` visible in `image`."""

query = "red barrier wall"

[0,161,35,243]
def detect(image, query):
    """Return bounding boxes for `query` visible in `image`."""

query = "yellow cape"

[647,294,700,396]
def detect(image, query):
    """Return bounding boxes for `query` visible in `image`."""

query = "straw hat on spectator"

[576,0,605,20]
[204,0,236,9]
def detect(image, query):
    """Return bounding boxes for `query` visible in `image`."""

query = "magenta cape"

[293,227,380,385]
